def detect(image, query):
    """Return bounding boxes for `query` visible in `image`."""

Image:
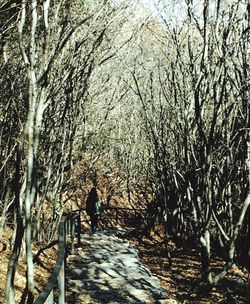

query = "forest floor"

[0,226,58,304]
[126,231,250,304]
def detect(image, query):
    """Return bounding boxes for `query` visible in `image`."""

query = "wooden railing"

[69,206,147,228]
[101,206,147,225]
[34,213,80,304]
[34,207,146,303]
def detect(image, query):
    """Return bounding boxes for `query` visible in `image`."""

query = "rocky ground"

[66,229,176,304]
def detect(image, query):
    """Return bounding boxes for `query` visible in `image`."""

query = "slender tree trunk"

[6,216,24,304]
[25,67,37,303]
[200,229,212,284]
[5,142,24,304]
[0,188,12,239]
[164,225,172,270]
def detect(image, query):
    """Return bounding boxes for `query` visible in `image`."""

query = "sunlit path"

[66,229,172,304]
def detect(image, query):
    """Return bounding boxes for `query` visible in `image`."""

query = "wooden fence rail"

[71,206,147,226]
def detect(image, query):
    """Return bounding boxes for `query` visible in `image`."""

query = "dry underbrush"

[127,229,250,304]
[0,227,58,304]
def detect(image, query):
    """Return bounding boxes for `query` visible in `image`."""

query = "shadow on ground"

[66,229,171,304]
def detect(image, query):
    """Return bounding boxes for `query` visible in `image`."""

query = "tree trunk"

[200,229,212,284]
[5,218,24,304]
[5,142,24,304]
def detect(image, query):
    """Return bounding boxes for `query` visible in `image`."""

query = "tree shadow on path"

[66,229,170,304]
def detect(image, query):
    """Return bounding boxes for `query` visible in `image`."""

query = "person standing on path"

[86,187,102,234]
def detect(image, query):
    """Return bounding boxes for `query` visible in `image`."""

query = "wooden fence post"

[34,217,67,304]
[66,217,70,236]
[77,211,81,246]
[58,259,65,304]
[71,217,75,254]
